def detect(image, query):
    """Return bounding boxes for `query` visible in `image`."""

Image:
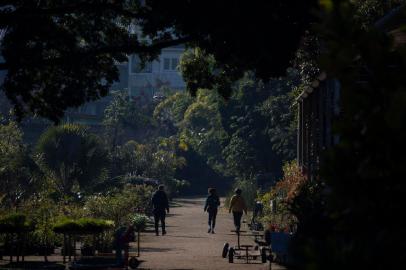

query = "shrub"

[0,213,33,233]
[258,161,306,230]
[84,184,154,227]
[131,214,149,232]
[53,218,114,234]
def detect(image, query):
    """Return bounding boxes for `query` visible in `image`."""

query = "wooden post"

[16,233,20,263]
[63,234,66,264]
[22,233,25,262]
[9,233,13,263]
[68,234,72,262]
[73,235,76,261]
[92,234,96,256]
[137,230,140,257]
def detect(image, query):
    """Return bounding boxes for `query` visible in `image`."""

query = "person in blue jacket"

[204,188,220,234]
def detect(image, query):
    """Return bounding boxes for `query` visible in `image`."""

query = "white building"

[128,45,186,101]
[65,46,186,125]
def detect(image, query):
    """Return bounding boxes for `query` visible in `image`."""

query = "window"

[171,58,179,70]
[163,57,179,71]
[131,55,152,73]
[164,58,171,70]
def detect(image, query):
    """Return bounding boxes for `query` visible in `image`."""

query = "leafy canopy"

[0,0,318,121]
[36,124,109,195]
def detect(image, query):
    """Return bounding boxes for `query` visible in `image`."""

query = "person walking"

[204,188,220,234]
[228,188,247,232]
[151,185,169,236]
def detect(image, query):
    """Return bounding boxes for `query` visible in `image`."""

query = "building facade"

[128,45,186,101]
[65,45,186,126]
[296,74,340,180]
[296,6,406,181]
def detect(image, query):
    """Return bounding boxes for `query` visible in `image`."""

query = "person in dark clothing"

[151,185,169,236]
[204,188,220,234]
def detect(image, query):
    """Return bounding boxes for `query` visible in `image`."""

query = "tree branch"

[0,2,140,26]
[0,37,190,71]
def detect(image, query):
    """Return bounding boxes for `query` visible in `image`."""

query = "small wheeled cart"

[222,230,269,264]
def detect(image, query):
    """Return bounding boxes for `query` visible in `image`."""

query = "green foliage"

[180,89,228,172]
[0,120,43,207]
[84,184,154,228]
[222,135,257,178]
[179,48,234,97]
[155,65,301,187]
[291,2,406,269]
[146,137,187,181]
[0,1,142,121]
[106,136,188,196]
[258,161,306,229]
[53,218,114,234]
[142,1,318,97]
[19,195,64,253]
[131,214,149,232]
[36,124,109,196]
[0,213,33,233]
[153,92,193,135]
[221,74,297,178]
[1,1,319,122]
[103,91,155,149]
[352,0,405,28]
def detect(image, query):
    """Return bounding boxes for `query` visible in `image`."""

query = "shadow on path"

[141,247,174,253]
[164,235,207,239]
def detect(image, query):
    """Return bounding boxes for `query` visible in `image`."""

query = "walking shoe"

[208,228,211,233]
[155,232,159,236]
[211,229,215,234]
[162,230,167,235]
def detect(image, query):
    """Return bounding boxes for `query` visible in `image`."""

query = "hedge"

[53,218,114,234]
[0,214,34,233]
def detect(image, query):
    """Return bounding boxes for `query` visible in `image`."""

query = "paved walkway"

[137,197,286,270]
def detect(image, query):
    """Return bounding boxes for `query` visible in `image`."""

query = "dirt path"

[136,197,286,270]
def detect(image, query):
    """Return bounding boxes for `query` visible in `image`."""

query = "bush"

[84,184,154,227]
[164,178,190,198]
[0,213,33,233]
[258,161,306,230]
[131,214,149,232]
[53,218,114,234]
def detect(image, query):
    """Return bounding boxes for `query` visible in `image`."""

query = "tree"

[180,89,228,172]
[36,124,109,196]
[103,91,154,150]
[353,0,404,28]
[153,92,193,136]
[0,119,42,208]
[260,69,302,161]
[219,75,293,179]
[290,1,406,269]
[0,0,318,121]
[222,134,257,178]
[139,0,319,94]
